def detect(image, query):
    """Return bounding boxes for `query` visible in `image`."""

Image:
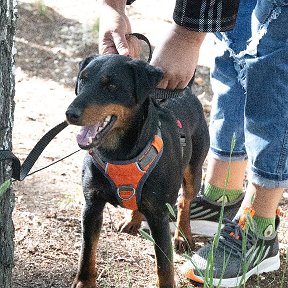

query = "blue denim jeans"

[209,0,288,188]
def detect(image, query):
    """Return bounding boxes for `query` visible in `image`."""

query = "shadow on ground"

[16,2,99,88]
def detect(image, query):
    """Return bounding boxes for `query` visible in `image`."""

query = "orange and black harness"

[89,124,164,210]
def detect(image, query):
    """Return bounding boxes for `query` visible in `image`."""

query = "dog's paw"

[173,236,195,254]
[117,219,141,235]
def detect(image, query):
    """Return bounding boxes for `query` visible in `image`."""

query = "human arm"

[151,0,240,89]
[98,0,240,89]
[150,24,206,90]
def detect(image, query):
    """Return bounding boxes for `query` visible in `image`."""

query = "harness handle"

[127,32,188,99]
[0,121,70,181]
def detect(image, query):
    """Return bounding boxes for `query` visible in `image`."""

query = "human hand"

[99,0,131,56]
[150,24,206,90]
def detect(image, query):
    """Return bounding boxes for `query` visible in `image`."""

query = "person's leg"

[183,0,288,285]
[200,0,258,203]
[187,0,256,236]
[204,157,247,199]
[204,48,248,203]
[187,157,247,237]
[240,0,288,236]
[243,185,283,219]
[240,184,284,236]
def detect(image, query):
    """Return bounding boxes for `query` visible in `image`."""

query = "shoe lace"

[218,208,258,256]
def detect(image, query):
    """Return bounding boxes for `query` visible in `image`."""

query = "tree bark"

[0,0,17,286]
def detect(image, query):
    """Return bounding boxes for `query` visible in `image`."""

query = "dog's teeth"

[105,115,111,122]
[88,136,93,144]
[98,126,104,132]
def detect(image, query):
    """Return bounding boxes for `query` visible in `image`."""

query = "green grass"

[203,133,236,287]
[0,179,11,200]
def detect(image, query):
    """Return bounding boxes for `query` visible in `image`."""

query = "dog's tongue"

[76,125,99,147]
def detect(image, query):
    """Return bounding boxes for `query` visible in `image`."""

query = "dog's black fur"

[66,54,209,288]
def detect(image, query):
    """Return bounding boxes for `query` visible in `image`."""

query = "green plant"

[0,180,11,200]
[203,133,236,288]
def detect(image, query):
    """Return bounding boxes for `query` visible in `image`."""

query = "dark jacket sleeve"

[126,0,136,4]
[173,0,240,32]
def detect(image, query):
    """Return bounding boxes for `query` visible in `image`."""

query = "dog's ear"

[128,59,164,103]
[75,55,97,95]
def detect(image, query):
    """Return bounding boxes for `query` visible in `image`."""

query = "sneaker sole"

[183,252,280,287]
[141,220,223,237]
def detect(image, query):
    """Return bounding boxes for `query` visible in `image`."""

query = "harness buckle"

[117,185,136,201]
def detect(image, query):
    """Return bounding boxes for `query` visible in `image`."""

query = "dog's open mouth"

[76,115,117,149]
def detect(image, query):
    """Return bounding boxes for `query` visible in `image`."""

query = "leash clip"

[117,185,136,201]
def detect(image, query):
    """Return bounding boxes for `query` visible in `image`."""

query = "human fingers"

[156,73,190,90]
[151,24,206,90]
[112,31,130,55]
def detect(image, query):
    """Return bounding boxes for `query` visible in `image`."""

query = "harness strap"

[90,128,163,210]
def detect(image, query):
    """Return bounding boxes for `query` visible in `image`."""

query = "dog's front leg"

[144,213,176,288]
[72,201,106,288]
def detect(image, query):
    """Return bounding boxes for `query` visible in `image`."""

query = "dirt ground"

[11,1,288,287]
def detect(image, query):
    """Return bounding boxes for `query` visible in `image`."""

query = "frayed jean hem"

[248,166,288,189]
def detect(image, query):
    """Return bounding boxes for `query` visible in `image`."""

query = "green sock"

[203,183,243,203]
[253,216,276,237]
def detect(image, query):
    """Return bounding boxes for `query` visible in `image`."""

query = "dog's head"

[66,54,163,150]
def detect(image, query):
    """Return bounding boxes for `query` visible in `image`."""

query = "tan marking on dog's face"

[81,103,132,126]
[81,103,134,150]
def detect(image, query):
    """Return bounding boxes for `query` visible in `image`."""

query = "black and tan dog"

[66,54,209,288]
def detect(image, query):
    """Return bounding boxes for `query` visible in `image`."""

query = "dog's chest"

[88,128,164,210]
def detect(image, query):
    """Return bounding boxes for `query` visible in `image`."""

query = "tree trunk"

[0,0,17,286]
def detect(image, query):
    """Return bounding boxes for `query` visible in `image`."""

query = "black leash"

[0,121,80,181]
[128,32,153,62]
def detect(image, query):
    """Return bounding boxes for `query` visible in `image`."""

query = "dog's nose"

[66,107,82,124]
